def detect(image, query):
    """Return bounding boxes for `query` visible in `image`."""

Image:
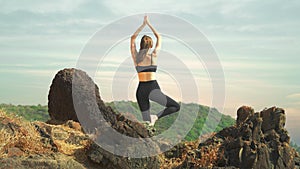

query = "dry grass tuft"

[192,142,223,168]
[160,138,224,169]
[53,137,91,156]
[160,139,201,169]
[0,110,52,158]
[33,120,92,157]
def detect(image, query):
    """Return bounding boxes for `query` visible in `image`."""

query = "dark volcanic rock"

[47,68,160,169]
[87,142,160,169]
[260,107,286,133]
[236,106,254,126]
[221,106,296,169]
[173,106,298,169]
[224,107,295,168]
[48,68,84,122]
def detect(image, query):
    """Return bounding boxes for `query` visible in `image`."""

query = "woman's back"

[136,52,157,66]
[135,52,157,73]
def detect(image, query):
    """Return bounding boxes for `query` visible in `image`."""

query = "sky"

[0,0,299,143]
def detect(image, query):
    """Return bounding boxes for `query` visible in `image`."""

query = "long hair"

[136,35,153,64]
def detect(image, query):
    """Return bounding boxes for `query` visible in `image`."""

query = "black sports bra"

[135,53,157,73]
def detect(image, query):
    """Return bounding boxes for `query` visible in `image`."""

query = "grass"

[160,138,224,168]
[0,109,52,158]
[0,109,92,159]
[193,142,223,168]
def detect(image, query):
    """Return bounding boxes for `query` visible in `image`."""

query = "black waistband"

[138,80,157,83]
[135,65,157,73]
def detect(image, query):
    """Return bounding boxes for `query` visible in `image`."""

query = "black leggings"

[136,80,180,121]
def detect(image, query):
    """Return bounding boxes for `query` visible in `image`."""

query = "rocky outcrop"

[47,68,160,169]
[170,106,298,169]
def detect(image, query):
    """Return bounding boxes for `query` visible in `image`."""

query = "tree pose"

[130,15,180,126]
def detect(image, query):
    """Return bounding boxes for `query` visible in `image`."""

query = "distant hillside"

[106,101,235,141]
[0,102,235,141]
[0,104,49,122]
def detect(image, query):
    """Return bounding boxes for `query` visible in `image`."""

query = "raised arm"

[145,16,161,55]
[130,17,147,65]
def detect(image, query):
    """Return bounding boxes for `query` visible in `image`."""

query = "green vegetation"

[1,101,232,141]
[106,101,236,141]
[0,104,49,122]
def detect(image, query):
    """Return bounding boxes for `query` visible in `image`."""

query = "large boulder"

[47,68,160,169]
[48,68,82,122]
[48,68,155,136]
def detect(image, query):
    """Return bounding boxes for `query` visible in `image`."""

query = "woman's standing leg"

[136,82,151,122]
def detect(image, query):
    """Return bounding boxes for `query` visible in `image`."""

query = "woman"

[130,16,180,126]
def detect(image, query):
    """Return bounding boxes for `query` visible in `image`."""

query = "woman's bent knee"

[175,103,180,112]
[169,103,180,112]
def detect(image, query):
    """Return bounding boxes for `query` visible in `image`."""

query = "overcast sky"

[0,0,299,143]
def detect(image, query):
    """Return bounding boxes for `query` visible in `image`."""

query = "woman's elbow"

[155,34,161,39]
[131,35,137,40]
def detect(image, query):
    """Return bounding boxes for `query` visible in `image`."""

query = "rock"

[47,68,161,168]
[253,144,271,169]
[236,106,254,126]
[48,68,80,122]
[260,107,286,132]
[234,107,295,169]
[251,113,263,143]
[240,141,257,169]
[295,155,300,167]
[48,68,106,130]
[87,142,160,169]
[48,68,153,135]
[169,106,297,169]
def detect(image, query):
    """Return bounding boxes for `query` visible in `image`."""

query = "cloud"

[0,68,56,77]
[0,0,116,37]
[286,93,300,99]
[99,0,300,24]
[0,0,299,112]
[100,0,255,18]
[0,0,86,13]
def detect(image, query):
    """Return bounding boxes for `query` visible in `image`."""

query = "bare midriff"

[138,72,156,82]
